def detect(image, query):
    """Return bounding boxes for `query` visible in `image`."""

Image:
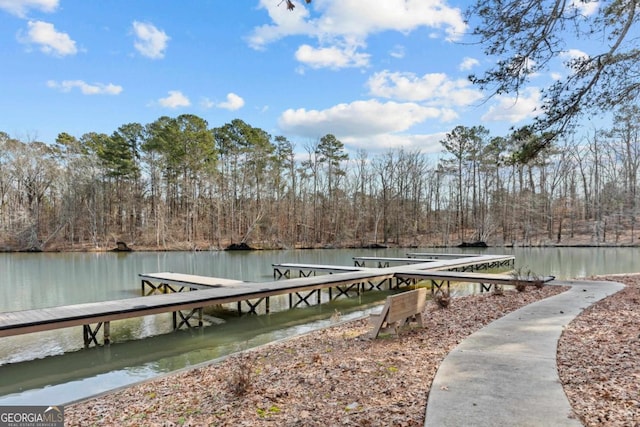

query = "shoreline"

[3,241,640,253]
[63,276,639,426]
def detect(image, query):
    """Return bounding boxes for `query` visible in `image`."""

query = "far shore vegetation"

[3,110,640,252]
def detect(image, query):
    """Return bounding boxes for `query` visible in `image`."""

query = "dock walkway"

[274,254,514,278]
[394,269,554,293]
[406,252,477,259]
[0,270,395,346]
[1,254,517,347]
[352,256,438,268]
[140,272,244,295]
[271,263,365,279]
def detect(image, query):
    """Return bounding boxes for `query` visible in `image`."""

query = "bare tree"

[469,0,640,160]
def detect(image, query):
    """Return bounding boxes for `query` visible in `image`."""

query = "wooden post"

[83,325,89,347]
[104,321,111,344]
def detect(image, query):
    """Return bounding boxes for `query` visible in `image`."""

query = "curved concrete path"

[424,279,625,427]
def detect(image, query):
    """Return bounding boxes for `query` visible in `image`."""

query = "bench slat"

[386,289,427,323]
[369,288,427,338]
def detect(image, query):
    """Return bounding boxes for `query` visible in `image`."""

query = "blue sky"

[0,0,600,156]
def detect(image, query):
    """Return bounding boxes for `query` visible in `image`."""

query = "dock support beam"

[235,297,272,315]
[480,283,493,292]
[83,321,110,347]
[429,280,451,294]
[142,279,194,295]
[289,289,322,308]
[172,308,203,330]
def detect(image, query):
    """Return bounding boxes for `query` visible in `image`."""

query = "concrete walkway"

[424,279,625,427]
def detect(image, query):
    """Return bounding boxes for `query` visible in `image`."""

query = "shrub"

[514,281,527,292]
[511,267,527,292]
[510,266,544,292]
[434,289,451,308]
[531,272,545,289]
[227,353,253,396]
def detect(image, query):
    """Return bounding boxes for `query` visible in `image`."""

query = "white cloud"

[199,94,244,111]
[0,0,58,17]
[481,87,541,123]
[439,108,459,122]
[278,96,454,154]
[20,20,77,56]
[571,0,599,16]
[158,90,190,108]
[459,57,479,71]
[366,70,483,107]
[555,48,590,75]
[249,0,466,69]
[200,97,215,109]
[341,132,446,153]
[389,45,405,59]
[561,48,589,60]
[247,0,314,49]
[550,72,562,81]
[47,80,122,95]
[217,93,245,111]
[279,99,445,138]
[132,21,169,59]
[251,0,466,47]
[295,44,370,69]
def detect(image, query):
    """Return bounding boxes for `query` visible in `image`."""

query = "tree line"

[1,108,639,251]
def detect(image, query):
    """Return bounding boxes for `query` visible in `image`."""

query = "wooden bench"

[369,288,427,339]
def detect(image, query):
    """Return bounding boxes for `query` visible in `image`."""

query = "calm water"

[0,247,637,405]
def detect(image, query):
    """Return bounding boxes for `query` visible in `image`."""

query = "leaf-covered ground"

[557,274,640,427]
[64,279,638,426]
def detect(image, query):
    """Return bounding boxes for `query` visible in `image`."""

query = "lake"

[0,246,637,405]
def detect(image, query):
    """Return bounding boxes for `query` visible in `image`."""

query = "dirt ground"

[64,277,639,426]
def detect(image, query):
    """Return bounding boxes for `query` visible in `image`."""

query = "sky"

[0,0,600,156]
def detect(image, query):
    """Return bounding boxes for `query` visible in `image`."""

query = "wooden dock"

[271,263,365,279]
[140,272,244,295]
[418,254,514,272]
[406,252,478,259]
[0,270,395,347]
[352,256,439,268]
[273,254,514,277]
[394,270,555,293]
[0,254,518,348]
